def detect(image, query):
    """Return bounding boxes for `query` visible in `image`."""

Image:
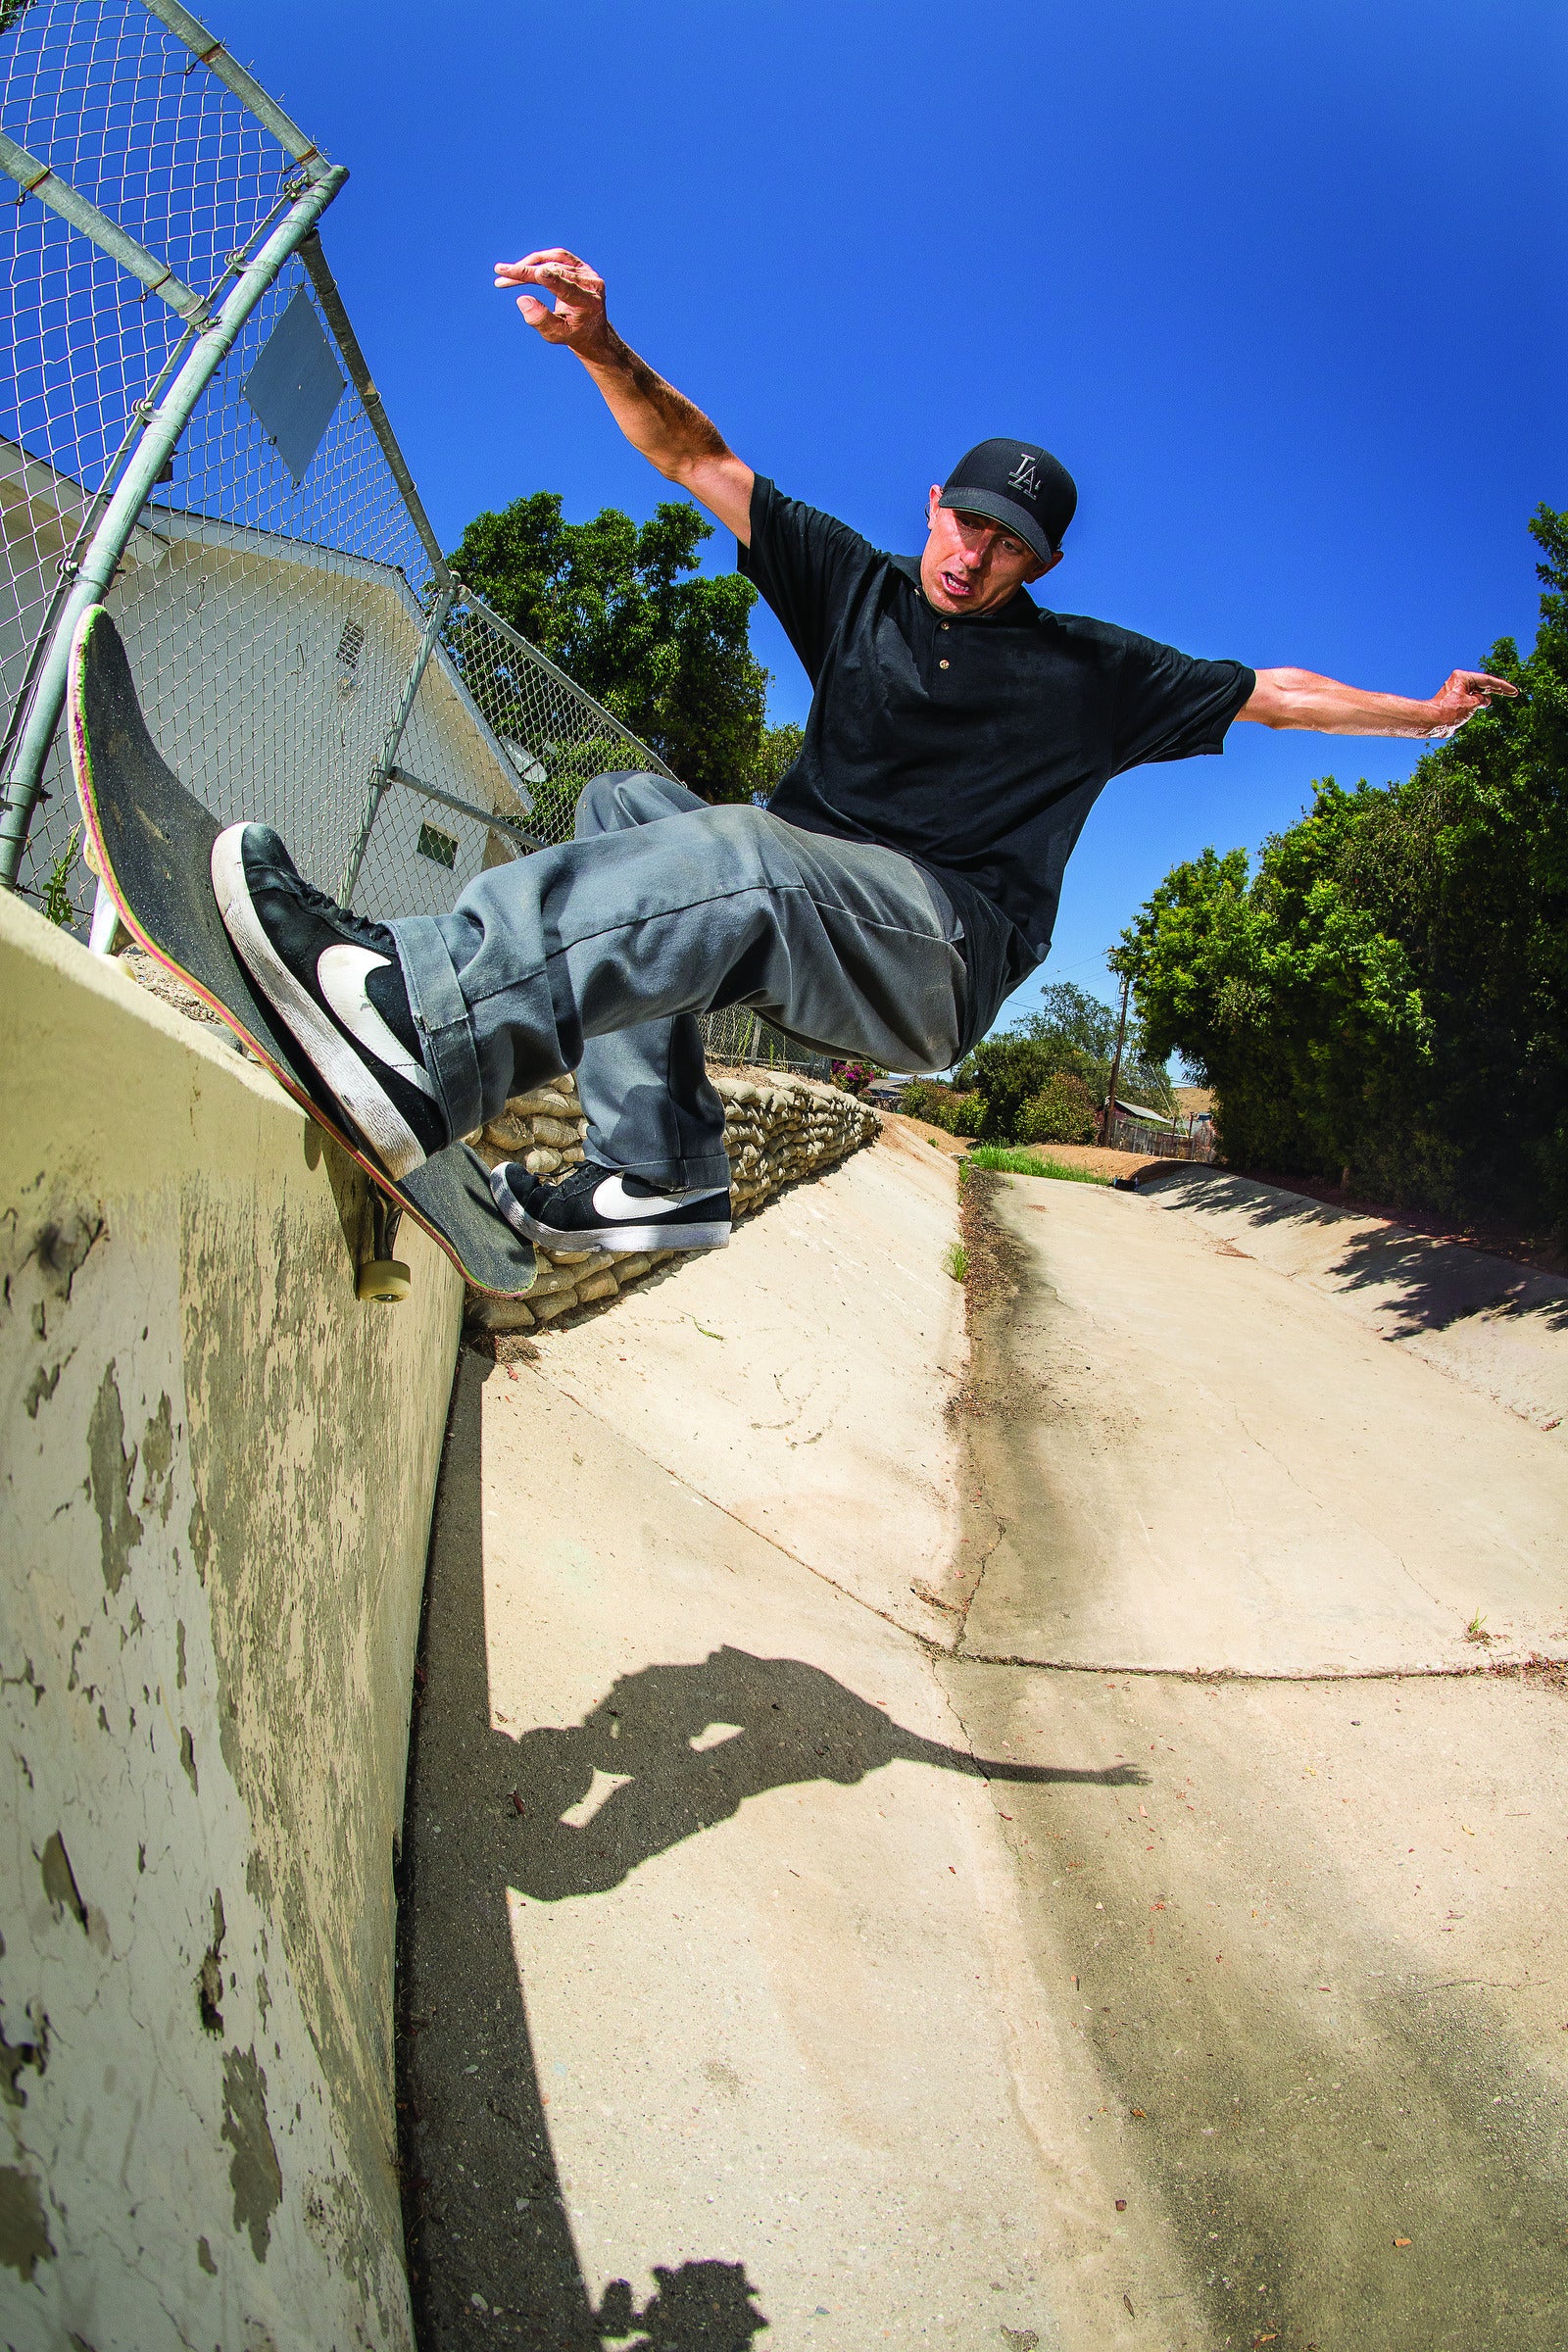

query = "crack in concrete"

[537,1369,954,1656]
[1221,1392,1447,1614]
[952,1651,1563,1683]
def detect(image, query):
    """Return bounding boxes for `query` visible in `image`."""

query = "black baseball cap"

[939,438,1077,563]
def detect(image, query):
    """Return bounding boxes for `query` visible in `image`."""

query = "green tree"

[1009,980,1176,1113]
[954,1034,1097,1143]
[955,980,1174,1141]
[447,492,798,804]
[1020,1071,1099,1145]
[751,719,806,800]
[1119,505,1568,1232]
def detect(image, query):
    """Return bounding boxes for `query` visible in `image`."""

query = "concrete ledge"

[1,893,462,2348]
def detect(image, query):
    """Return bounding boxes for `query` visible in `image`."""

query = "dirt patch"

[1007,1142,1172,1184]
[953,1164,1020,1321]
[878,1121,1172,1185]
[917,1167,1035,1637]
[878,1109,974,1157]
[1485,1651,1568,1691]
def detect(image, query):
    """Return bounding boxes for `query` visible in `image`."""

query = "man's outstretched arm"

[495,248,756,543]
[1239,665,1517,739]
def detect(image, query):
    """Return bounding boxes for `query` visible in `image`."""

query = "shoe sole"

[512,1209,731,1253]
[211,824,427,1183]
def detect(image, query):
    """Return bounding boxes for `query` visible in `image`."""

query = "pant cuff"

[391,915,485,1142]
[598,1150,735,1191]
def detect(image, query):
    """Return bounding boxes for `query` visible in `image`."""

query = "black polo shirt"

[739,474,1254,1041]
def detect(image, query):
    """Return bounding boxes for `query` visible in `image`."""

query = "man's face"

[919,488,1060,617]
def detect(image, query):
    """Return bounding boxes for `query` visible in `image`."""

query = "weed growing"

[966,1145,1111,1186]
[41,825,80,927]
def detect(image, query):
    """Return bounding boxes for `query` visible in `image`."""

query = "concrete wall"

[0,893,462,2349]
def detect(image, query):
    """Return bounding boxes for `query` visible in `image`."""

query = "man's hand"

[495,248,612,358]
[1422,668,1520,738]
[1241,664,1520,738]
[492,246,755,541]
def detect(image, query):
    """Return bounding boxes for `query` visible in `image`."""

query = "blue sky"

[232,0,1561,1025]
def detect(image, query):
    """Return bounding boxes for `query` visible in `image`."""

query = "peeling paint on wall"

[2,895,461,2350]
[38,1834,86,1932]
[86,1363,142,1595]
[0,2017,46,2110]
[0,2166,53,2281]
[220,2046,282,2261]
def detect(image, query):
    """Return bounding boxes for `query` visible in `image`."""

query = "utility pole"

[1102,968,1131,1147]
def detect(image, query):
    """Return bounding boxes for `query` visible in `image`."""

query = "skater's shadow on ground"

[398,1353,1143,2348]
[504,1644,1147,1900]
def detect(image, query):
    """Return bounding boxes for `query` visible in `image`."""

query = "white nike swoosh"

[591,1174,723,1221]
[316,944,436,1099]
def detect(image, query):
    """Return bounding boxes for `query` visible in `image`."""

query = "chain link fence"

[0,0,683,951]
[0,0,829,1074]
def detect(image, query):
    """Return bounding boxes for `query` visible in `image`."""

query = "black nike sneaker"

[211,822,448,1180]
[489,1158,731,1252]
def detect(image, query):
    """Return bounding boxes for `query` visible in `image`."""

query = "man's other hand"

[1424,668,1520,737]
[1242,664,1521,738]
[495,248,611,356]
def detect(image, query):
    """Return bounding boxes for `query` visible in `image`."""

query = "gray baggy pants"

[389,770,971,1190]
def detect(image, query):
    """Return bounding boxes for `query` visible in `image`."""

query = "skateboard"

[67,604,536,1303]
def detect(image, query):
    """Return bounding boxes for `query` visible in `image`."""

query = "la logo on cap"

[1006,454,1043,498]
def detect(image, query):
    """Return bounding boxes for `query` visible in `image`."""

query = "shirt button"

[940,621,951,631]
[939,658,950,669]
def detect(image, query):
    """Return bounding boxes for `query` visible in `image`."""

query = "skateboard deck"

[67,604,536,1301]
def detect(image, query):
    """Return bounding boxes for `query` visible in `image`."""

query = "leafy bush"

[1002,983,1175,1115]
[1119,504,1568,1235]
[830,1059,882,1098]
[1019,1070,1098,1146]
[900,1079,983,1134]
[954,1036,1101,1143]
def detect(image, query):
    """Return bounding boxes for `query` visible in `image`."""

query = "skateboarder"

[212,248,1516,1255]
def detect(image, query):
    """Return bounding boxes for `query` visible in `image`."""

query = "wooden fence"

[1107,1112,1217,1162]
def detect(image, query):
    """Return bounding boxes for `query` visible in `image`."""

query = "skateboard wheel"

[358,1258,412,1304]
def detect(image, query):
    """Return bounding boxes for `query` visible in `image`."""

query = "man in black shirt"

[214,249,1514,1257]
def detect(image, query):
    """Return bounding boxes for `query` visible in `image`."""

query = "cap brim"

[937,486,1054,564]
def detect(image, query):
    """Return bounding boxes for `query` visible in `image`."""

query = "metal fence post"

[298,231,449,582]
[142,0,332,184]
[0,129,212,322]
[0,163,349,893]
[0,178,305,812]
[339,580,458,906]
